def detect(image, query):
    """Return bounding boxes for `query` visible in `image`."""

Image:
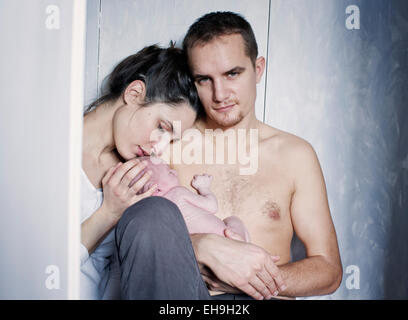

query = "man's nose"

[212,79,230,103]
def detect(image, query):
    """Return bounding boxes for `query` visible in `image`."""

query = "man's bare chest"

[176,162,293,229]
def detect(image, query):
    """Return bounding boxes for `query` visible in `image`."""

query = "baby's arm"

[167,174,217,214]
[189,174,218,214]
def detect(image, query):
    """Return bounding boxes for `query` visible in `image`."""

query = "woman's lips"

[136,146,144,157]
[136,145,151,157]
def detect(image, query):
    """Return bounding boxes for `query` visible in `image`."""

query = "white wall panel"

[0,0,84,299]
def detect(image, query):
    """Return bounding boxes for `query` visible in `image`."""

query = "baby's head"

[132,156,179,196]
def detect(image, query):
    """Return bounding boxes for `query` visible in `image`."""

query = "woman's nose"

[152,134,171,156]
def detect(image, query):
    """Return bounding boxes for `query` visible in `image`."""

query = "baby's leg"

[223,216,251,243]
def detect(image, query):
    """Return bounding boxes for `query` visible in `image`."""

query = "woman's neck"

[82,101,120,166]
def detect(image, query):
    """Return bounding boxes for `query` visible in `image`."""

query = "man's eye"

[228,71,239,78]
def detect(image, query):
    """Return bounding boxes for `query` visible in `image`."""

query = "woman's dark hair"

[183,11,258,67]
[84,44,203,117]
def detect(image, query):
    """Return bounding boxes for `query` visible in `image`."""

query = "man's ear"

[254,56,266,84]
[123,80,146,105]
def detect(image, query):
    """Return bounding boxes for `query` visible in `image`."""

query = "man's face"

[188,33,265,128]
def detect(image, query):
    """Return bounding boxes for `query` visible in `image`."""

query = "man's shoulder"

[259,123,315,158]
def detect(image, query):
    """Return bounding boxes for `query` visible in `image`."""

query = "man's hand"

[192,233,287,300]
[200,265,242,294]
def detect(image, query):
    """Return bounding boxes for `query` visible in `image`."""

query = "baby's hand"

[191,174,212,191]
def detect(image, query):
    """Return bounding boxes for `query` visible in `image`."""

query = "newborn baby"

[131,156,250,242]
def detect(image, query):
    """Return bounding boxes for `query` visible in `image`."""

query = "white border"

[67,0,87,300]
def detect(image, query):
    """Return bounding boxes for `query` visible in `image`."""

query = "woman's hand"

[81,158,157,254]
[101,158,157,223]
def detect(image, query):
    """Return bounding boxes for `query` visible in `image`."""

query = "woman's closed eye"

[158,121,172,133]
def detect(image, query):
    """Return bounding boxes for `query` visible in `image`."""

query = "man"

[170,11,342,300]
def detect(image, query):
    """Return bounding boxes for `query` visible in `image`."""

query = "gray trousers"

[114,196,211,299]
[114,196,259,300]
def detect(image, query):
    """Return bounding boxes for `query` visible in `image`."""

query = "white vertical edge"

[67,0,87,300]
[262,0,271,124]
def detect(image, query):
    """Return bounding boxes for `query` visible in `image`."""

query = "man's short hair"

[182,11,258,66]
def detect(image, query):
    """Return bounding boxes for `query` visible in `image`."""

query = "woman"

[80,44,208,299]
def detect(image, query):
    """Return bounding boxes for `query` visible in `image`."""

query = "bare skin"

[81,80,196,254]
[135,157,250,241]
[171,33,342,300]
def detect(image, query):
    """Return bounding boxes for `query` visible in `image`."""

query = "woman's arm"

[81,159,157,255]
[81,205,119,254]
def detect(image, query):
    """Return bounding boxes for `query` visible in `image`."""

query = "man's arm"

[277,140,342,297]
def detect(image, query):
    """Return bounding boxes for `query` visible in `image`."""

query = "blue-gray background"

[85,0,408,299]
[265,0,408,299]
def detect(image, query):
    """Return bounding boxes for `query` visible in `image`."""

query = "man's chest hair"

[211,168,289,222]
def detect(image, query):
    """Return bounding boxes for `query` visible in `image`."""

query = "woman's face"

[113,101,196,160]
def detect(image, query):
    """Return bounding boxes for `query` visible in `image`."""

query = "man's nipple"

[263,200,281,220]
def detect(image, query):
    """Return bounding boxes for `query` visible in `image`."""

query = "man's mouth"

[214,103,235,113]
